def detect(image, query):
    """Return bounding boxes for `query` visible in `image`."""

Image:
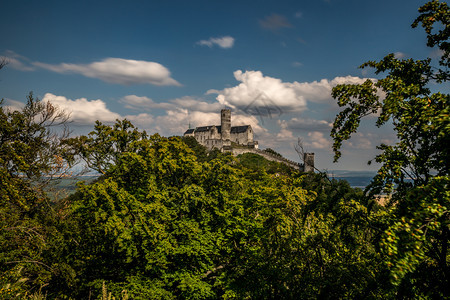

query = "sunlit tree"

[331,1,449,297]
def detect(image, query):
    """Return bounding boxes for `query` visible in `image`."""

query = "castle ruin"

[184,109,258,151]
[183,109,314,172]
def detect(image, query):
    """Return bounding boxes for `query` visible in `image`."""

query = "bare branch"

[294,138,322,175]
[0,57,7,70]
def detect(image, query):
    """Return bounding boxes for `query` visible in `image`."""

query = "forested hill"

[1,97,447,299]
[1,114,379,298]
[183,135,300,175]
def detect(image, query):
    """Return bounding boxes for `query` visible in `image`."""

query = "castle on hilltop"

[183,109,314,172]
[183,109,258,151]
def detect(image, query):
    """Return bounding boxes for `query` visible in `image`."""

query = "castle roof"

[185,125,251,135]
[231,125,250,134]
[195,125,217,133]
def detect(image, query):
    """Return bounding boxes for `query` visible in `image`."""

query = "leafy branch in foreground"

[0,93,76,298]
[63,119,148,175]
[330,1,449,297]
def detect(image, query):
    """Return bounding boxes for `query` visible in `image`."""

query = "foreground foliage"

[0,94,75,299]
[60,129,380,298]
[331,0,449,297]
[0,106,384,298]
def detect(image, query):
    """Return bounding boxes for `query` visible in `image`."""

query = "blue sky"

[1,0,437,171]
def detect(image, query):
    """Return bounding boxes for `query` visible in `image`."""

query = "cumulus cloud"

[125,110,222,136]
[38,92,267,140]
[197,36,235,49]
[346,132,377,150]
[275,119,333,148]
[208,70,307,114]
[170,96,223,112]
[3,98,25,111]
[208,70,370,115]
[120,95,174,110]
[42,93,121,124]
[33,58,180,86]
[123,113,155,131]
[259,14,293,31]
[154,110,220,135]
[120,95,223,113]
[277,120,295,140]
[297,76,371,103]
[151,108,266,138]
[284,117,333,132]
[110,93,261,136]
[306,131,332,149]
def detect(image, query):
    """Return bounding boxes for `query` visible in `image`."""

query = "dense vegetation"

[0,1,448,299]
[1,112,384,299]
[331,0,449,296]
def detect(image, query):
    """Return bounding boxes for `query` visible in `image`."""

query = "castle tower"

[303,153,315,172]
[221,108,231,143]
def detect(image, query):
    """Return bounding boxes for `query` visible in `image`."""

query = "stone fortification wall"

[232,131,251,145]
[204,139,223,150]
[231,148,303,171]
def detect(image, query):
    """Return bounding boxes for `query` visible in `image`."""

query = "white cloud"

[430,48,444,60]
[306,131,331,149]
[150,108,266,138]
[208,70,307,113]
[33,58,180,86]
[230,113,265,133]
[380,138,396,145]
[156,110,218,135]
[197,36,235,49]
[120,95,223,113]
[2,52,179,86]
[346,132,382,150]
[275,120,333,149]
[347,136,372,150]
[1,51,35,71]
[42,93,121,124]
[208,70,370,114]
[299,76,370,103]
[38,93,264,146]
[120,95,174,110]
[394,52,406,59]
[277,120,295,140]
[259,14,293,31]
[3,98,25,111]
[170,96,223,112]
[285,117,333,131]
[124,113,155,131]
[5,57,35,71]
